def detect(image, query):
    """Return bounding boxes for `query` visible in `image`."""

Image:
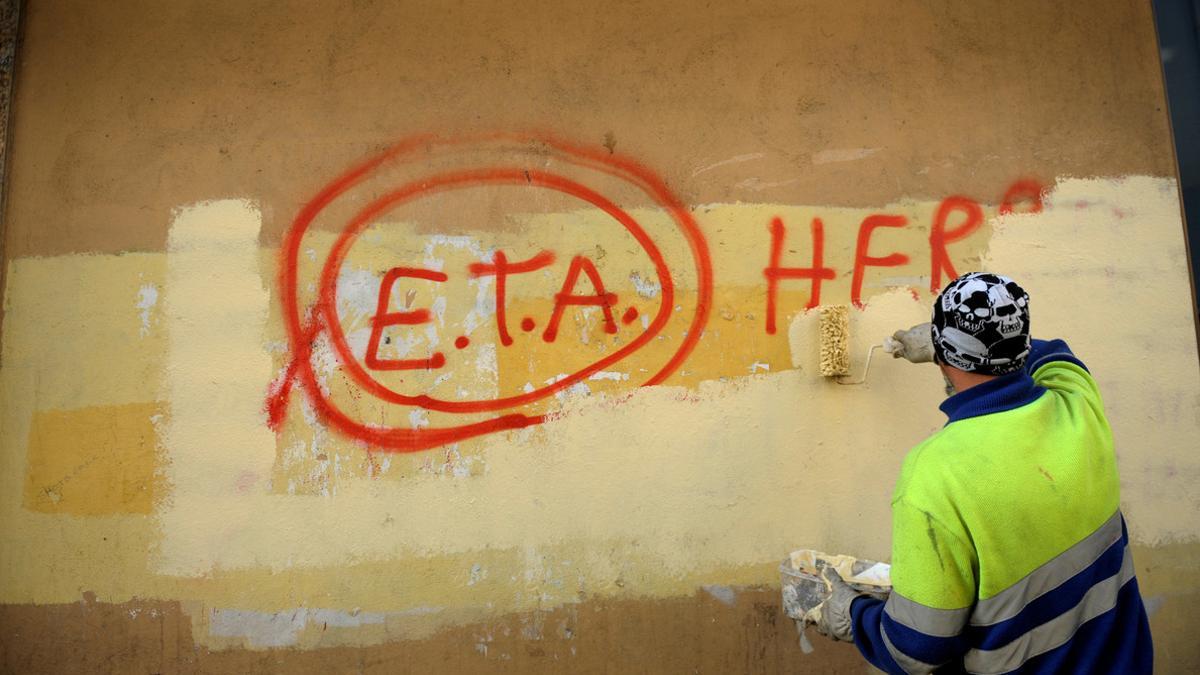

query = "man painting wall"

[813,272,1154,674]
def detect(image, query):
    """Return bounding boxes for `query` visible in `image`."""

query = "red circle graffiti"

[270,133,714,452]
[319,169,675,413]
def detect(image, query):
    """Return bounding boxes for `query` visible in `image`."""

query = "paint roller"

[816,305,902,384]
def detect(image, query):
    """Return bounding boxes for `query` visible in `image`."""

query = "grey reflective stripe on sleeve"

[963,548,1135,675]
[885,592,972,637]
[972,510,1122,626]
[881,620,942,675]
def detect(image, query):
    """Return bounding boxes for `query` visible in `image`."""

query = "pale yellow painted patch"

[156,289,937,577]
[22,402,164,515]
[0,252,166,410]
[982,176,1200,546]
[157,199,278,571]
[0,179,1195,653]
[268,195,990,491]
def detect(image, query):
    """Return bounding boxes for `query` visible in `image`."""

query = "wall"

[1,1,1198,672]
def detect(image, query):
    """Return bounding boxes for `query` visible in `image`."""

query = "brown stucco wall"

[1,1,1197,673]
[5,0,1173,258]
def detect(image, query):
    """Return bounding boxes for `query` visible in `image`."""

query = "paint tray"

[779,549,892,621]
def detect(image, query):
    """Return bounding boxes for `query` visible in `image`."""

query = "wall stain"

[0,588,866,674]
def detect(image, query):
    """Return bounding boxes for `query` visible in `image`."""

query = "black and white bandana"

[932,272,1031,375]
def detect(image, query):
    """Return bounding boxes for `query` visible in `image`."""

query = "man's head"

[932,272,1031,380]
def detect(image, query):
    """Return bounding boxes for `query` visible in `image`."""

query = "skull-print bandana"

[932,272,1031,375]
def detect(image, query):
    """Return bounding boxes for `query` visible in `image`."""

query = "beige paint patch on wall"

[267,189,1002,492]
[154,190,973,576]
[153,177,1199,582]
[1,180,1196,641]
[981,176,1200,545]
[157,199,277,573]
[0,252,165,409]
[0,252,168,604]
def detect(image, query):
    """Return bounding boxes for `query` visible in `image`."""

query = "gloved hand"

[813,567,862,642]
[886,322,934,364]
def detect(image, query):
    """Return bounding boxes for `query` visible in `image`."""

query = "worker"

[813,272,1153,673]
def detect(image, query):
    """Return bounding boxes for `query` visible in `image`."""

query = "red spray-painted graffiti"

[929,196,984,293]
[266,133,1043,452]
[466,250,555,347]
[763,217,835,334]
[850,214,910,309]
[364,266,450,371]
[266,134,714,453]
[763,179,1044,332]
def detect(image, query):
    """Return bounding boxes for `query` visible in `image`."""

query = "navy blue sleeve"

[850,596,908,675]
[1025,338,1089,374]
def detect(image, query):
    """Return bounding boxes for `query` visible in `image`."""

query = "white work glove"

[813,567,862,642]
[886,322,935,364]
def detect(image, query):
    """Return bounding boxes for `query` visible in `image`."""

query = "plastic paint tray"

[780,549,892,621]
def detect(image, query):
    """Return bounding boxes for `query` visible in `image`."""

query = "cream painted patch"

[157,199,277,574]
[982,176,1200,546]
[141,283,938,576]
[148,178,1194,584]
[0,252,166,410]
[1,179,1195,632]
